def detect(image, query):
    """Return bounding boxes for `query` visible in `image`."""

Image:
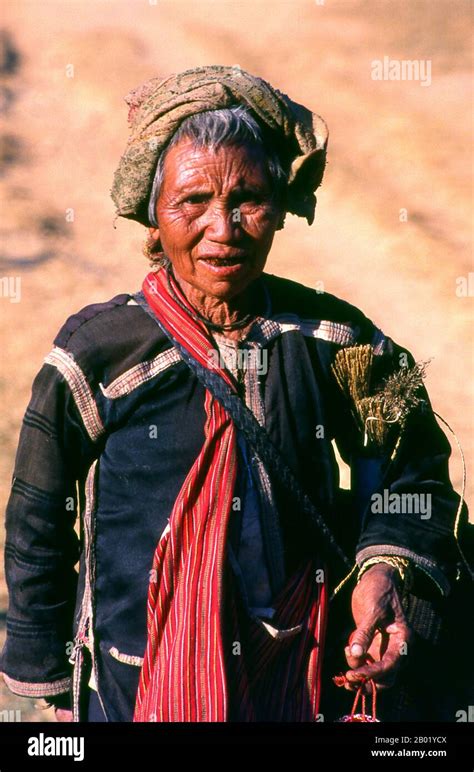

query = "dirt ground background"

[0,0,472,721]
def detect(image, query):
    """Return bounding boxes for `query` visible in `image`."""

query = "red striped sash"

[133,266,328,722]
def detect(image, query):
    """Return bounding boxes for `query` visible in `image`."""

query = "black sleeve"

[42,691,73,711]
[0,362,90,698]
[332,334,470,597]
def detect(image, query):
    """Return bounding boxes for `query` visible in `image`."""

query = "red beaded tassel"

[332,654,380,722]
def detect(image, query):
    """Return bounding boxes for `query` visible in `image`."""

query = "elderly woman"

[1,66,472,724]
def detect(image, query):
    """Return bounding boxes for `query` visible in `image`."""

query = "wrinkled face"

[150,137,283,300]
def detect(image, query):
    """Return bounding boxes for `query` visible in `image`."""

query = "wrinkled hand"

[344,563,412,695]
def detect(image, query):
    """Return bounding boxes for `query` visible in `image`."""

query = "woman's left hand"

[344,563,412,694]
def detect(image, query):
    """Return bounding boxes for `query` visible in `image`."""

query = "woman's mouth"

[198,255,247,275]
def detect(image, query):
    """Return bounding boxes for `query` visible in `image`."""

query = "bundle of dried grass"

[331,344,429,454]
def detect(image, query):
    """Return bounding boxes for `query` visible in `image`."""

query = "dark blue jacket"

[1,272,470,721]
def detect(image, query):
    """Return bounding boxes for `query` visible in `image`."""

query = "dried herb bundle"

[331,344,429,453]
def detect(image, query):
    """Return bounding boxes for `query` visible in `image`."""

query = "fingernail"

[350,644,364,657]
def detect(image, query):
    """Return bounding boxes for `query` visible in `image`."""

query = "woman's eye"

[183,194,208,205]
[233,192,266,206]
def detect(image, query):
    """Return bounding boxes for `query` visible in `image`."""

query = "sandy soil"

[0,0,472,721]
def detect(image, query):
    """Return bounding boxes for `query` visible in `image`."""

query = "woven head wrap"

[111,65,329,228]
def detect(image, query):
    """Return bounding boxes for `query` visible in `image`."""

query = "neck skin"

[170,266,265,341]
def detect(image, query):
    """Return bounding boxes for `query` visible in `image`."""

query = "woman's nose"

[203,202,242,241]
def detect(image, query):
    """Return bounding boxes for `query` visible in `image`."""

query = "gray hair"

[147,104,289,227]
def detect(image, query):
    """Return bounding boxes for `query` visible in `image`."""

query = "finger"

[347,620,410,667]
[347,625,377,662]
[345,638,404,686]
[345,633,380,669]
[385,621,411,643]
[345,644,368,669]
[343,666,398,695]
[343,622,410,693]
[345,632,384,669]
[344,631,389,669]
[345,665,397,690]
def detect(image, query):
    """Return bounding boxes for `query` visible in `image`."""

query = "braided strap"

[176,340,352,571]
[133,290,352,574]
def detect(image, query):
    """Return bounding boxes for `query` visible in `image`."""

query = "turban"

[111,65,329,227]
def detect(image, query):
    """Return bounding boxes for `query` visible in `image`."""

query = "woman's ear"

[143,228,166,267]
[147,227,163,253]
